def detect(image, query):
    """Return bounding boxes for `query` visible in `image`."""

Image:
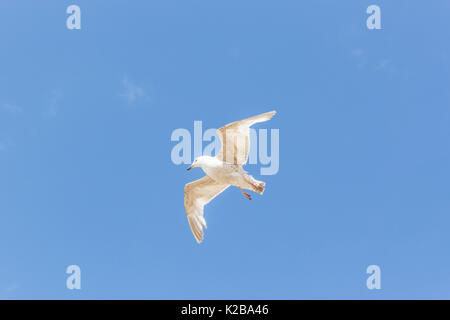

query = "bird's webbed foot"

[239,187,252,200]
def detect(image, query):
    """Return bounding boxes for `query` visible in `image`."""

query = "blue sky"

[1,0,450,299]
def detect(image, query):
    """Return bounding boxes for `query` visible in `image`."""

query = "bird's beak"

[187,165,193,171]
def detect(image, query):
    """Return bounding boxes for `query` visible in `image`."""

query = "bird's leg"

[239,187,252,200]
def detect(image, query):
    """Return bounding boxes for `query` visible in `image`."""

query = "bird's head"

[187,156,211,171]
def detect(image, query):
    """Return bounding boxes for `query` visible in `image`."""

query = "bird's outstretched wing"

[184,176,229,243]
[216,110,276,165]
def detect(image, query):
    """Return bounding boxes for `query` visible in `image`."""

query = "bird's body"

[184,110,276,243]
[196,156,264,193]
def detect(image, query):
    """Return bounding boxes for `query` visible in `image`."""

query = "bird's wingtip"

[266,110,276,120]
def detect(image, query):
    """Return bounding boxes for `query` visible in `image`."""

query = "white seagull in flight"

[184,110,276,243]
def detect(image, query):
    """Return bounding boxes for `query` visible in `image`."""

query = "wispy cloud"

[351,48,394,72]
[351,48,365,70]
[44,89,63,117]
[2,103,23,114]
[120,77,146,104]
[376,58,392,70]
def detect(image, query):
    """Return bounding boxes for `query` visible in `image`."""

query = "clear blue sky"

[1,0,449,299]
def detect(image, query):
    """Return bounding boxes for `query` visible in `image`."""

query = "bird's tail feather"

[254,181,265,195]
[243,172,266,195]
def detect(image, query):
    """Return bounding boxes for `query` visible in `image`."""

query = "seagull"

[184,110,276,243]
